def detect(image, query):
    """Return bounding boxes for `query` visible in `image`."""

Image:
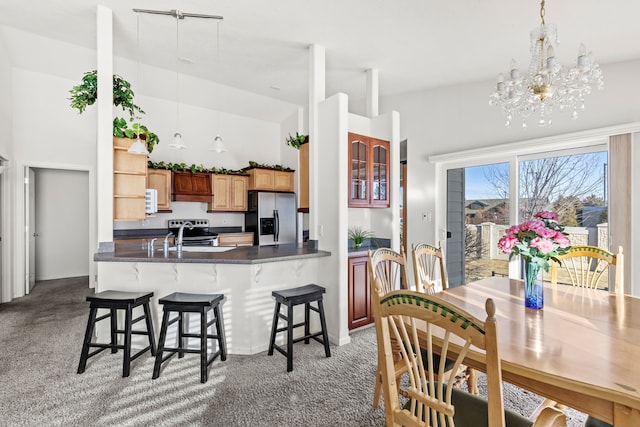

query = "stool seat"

[77,290,156,378]
[268,284,331,372]
[153,292,227,383]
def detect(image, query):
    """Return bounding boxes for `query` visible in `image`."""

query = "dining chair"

[372,287,566,427]
[411,242,448,294]
[550,245,623,293]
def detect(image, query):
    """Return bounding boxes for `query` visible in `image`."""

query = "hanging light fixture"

[489,0,603,128]
[168,10,186,149]
[210,19,227,153]
[128,12,149,155]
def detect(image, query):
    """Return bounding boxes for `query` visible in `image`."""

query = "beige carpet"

[0,277,586,426]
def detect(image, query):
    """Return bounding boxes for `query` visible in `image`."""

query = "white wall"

[35,169,89,280]
[381,59,640,257]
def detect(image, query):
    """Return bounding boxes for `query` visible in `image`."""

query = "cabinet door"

[370,138,390,207]
[249,168,274,190]
[273,170,294,192]
[299,142,309,210]
[230,175,248,211]
[348,133,370,207]
[211,174,231,210]
[172,172,212,202]
[147,169,172,211]
[348,256,373,330]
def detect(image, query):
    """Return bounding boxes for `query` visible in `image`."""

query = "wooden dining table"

[433,277,640,427]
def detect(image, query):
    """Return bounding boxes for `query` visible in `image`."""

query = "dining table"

[432,277,640,427]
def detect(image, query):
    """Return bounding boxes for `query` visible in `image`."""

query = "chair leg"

[109,308,118,354]
[372,368,383,408]
[142,302,156,356]
[286,303,294,372]
[152,309,170,380]
[317,300,331,357]
[214,305,227,361]
[267,302,281,356]
[178,311,185,359]
[122,304,133,378]
[77,307,98,374]
[304,302,310,344]
[200,306,208,384]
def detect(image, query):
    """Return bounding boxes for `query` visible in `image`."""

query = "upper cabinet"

[299,141,309,211]
[172,171,213,203]
[246,168,294,192]
[348,132,390,208]
[147,169,172,212]
[208,174,249,212]
[113,137,147,221]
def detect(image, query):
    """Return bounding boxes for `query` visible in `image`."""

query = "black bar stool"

[77,290,156,377]
[152,292,227,384]
[268,284,331,372]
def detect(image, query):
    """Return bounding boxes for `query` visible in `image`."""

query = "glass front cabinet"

[348,132,389,208]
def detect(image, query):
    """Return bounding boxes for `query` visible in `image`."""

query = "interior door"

[26,167,36,293]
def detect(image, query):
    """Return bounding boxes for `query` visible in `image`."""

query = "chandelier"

[489,0,603,128]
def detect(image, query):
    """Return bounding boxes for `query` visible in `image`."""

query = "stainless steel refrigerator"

[245,191,297,246]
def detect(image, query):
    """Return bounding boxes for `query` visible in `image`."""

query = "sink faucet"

[163,232,174,253]
[176,221,193,254]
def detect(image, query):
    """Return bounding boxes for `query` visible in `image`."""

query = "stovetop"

[168,219,218,240]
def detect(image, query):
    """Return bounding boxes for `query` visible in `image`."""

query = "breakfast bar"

[94,242,331,355]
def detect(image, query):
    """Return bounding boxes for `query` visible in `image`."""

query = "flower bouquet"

[497,211,570,309]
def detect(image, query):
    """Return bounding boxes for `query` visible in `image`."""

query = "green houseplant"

[69,70,159,153]
[285,132,307,149]
[348,226,374,249]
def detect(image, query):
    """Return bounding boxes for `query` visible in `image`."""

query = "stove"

[168,219,219,246]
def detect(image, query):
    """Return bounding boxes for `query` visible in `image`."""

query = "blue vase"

[524,260,544,309]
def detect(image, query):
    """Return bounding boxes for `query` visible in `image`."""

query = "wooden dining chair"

[368,247,410,408]
[411,242,447,294]
[372,287,566,427]
[550,245,623,293]
[411,242,478,395]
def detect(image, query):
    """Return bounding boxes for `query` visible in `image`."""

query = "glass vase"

[523,260,544,309]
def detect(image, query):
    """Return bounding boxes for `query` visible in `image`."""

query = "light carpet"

[0,277,587,426]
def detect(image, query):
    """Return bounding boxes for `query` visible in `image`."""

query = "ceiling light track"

[132,9,223,21]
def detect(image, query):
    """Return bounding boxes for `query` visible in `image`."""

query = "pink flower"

[498,235,519,253]
[554,232,571,248]
[536,227,557,239]
[536,211,558,221]
[520,220,544,232]
[530,237,555,254]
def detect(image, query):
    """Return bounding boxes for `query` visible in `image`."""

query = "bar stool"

[77,290,156,377]
[268,284,331,372]
[152,292,227,384]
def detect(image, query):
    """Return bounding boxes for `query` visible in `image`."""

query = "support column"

[366,68,379,118]
[308,44,325,241]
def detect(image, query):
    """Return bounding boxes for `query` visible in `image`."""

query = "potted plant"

[348,226,374,249]
[69,70,159,153]
[285,132,308,149]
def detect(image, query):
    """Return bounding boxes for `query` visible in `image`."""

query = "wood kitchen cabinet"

[113,137,147,221]
[298,141,309,211]
[246,168,294,192]
[348,132,390,208]
[208,174,249,212]
[217,232,254,247]
[172,171,213,202]
[147,169,172,212]
[348,255,374,330]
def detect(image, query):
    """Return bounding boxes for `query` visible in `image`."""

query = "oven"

[168,219,219,246]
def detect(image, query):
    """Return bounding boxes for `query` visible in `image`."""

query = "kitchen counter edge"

[94,242,331,265]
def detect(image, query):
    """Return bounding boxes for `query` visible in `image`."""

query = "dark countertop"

[94,242,331,265]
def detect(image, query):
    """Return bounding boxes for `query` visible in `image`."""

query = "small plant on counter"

[285,132,307,149]
[348,226,374,249]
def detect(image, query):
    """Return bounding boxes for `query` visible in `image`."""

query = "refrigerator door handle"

[274,209,279,243]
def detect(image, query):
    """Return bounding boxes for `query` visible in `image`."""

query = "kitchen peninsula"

[94,242,331,355]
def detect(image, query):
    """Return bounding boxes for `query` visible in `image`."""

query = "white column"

[308,44,325,241]
[97,5,114,245]
[366,68,379,118]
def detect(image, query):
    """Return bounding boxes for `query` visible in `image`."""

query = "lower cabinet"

[217,232,254,247]
[348,255,373,330]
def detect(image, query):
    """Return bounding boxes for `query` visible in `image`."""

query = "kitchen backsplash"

[113,202,245,230]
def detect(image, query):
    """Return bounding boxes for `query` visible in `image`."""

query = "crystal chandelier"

[489,0,604,128]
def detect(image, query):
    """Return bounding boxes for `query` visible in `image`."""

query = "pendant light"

[210,19,227,153]
[168,10,186,149]
[128,12,149,155]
